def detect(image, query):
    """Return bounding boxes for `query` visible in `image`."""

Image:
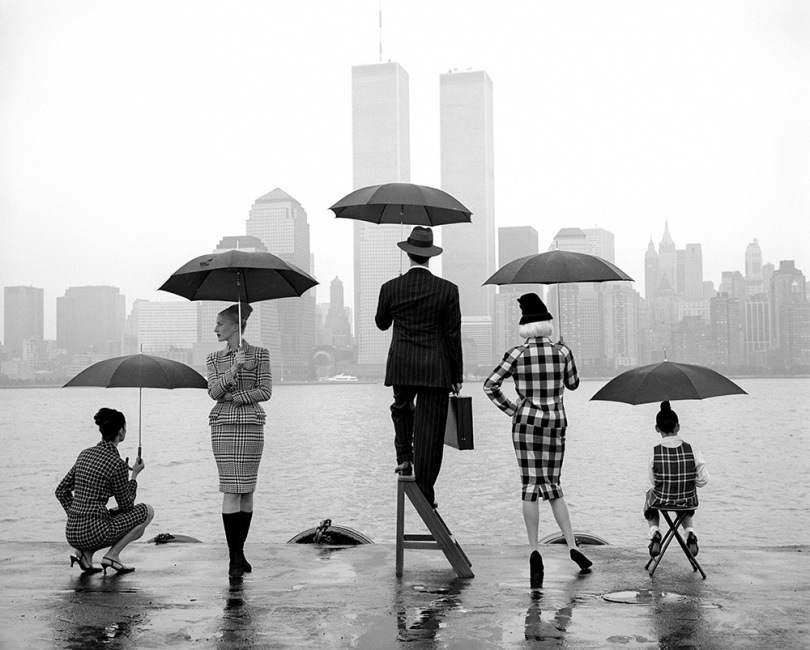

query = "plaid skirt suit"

[55,441,149,551]
[207,342,272,493]
[484,337,580,502]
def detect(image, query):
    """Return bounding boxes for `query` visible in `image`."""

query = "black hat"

[518,293,552,324]
[397,226,443,257]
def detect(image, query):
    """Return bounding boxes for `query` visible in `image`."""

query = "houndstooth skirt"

[512,423,566,502]
[211,424,264,493]
[66,505,149,551]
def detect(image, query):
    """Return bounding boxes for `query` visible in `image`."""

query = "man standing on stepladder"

[375,226,464,508]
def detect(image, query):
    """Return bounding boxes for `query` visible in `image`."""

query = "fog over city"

[1,1,808,339]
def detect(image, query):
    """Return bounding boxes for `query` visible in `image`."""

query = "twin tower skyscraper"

[352,63,495,368]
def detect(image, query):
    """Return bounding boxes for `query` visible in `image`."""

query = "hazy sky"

[1,1,808,339]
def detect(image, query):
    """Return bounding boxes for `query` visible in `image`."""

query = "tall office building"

[494,227,539,355]
[769,260,809,365]
[440,70,496,368]
[3,286,44,358]
[440,70,496,317]
[745,239,763,280]
[324,276,352,349]
[57,286,125,357]
[644,239,659,301]
[710,294,744,367]
[246,192,315,379]
[683,244,704,300]
[657,222,677,294]
[743,293,771,367]
[351,62,411,369]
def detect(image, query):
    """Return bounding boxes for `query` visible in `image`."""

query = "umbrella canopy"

[158,250,317,304]
[64,354,207,458]
[329,183,472,226]
[484,250,633,286]
[590,361,747,406]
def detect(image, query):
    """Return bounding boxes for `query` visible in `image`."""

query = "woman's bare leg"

[522,499,540,552]
[549,497,577,549]
[104,505,155,565]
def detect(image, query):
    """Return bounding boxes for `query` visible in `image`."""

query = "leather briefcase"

[444,394,474,450]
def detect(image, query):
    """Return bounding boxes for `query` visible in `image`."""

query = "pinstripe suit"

[375,266,463,505]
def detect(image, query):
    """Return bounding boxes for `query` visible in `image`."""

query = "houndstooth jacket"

[484,337,580,428]
[207,341,273,426]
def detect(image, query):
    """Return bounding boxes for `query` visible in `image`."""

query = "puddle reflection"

[394,578,469,645]
[523,589,576,647]
[216,579,258,650]
[50,575,148,649]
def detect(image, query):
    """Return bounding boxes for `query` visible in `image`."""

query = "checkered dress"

[55,441,149,551]
[207,342,272,493]
[644,442,699,517]
[484,338,580,502]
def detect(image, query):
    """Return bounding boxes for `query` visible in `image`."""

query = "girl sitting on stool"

[644,401,709,557]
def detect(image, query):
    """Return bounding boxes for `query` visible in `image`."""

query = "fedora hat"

[397,226,443,257]
[518,292,553,324]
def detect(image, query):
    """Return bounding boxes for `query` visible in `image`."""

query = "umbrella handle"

[137,445,142,461]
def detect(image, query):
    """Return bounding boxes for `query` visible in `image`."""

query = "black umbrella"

[590,360,747,406]
[483,249,633,341]
[64,354,208,459]
[329,182,472,226]
[158,249,318,344]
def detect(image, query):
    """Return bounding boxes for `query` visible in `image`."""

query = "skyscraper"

[3,286,44,358]
[324,276,352,349]
[745,239,763,280]
[683,244,704,300]
[439,69,496,317]
[57,286,125,357]
[246,190,315,379]
[657,222,677,293]
[769,260,809,366]
[351,62,410,369]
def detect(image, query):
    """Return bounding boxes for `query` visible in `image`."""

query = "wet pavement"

[0,542,807,649]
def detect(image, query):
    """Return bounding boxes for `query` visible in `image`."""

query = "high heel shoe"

[70,554,102,574]
[529,550,544,588]
[101,557,135,574]
[570,548,593,571]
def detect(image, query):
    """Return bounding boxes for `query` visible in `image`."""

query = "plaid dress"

[55,441,149,551]
[644,441,700,518]
[484,337,580,502]
[207,342,272,493]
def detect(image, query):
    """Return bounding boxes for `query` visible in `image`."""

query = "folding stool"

[645,506,706,579]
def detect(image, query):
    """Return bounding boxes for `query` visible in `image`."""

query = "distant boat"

[320,373,359,383]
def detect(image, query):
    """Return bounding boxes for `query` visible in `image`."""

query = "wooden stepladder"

[395,475,473,578]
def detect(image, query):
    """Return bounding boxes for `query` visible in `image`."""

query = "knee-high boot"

[239,511,253,572]
[222,512,243,578]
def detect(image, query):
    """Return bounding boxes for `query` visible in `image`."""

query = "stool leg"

[396,478,405,577]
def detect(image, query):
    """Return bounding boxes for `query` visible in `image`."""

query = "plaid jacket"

[207,341,273,426]
[484,337,580,428]
[55,440,137,519]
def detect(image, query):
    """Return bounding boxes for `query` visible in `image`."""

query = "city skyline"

[1,2,808,339]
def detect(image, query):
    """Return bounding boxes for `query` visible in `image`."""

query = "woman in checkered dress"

[644,401,709,558]
[484,293,592,584]
[207,303,272,578]
[55,408,154,574]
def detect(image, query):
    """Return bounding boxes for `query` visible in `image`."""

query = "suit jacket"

[375,267,463,388]
[206,341,273,426]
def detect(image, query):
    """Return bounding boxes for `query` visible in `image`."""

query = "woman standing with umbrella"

[483,293,592,587]
[207,304,272,578]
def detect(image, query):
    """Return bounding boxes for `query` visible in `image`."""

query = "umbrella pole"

[138,386,142,461]
[237,271,243,348]
[556,284,564,344]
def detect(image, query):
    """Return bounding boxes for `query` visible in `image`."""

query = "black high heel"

[530,550,544,588]
[101,557,135,574]
[570,548,593,570]
[70,554,102,574]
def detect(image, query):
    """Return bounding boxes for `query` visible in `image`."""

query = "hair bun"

[660,401,671,412]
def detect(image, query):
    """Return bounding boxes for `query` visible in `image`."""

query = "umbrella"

[590,360,747,406]
[329,182,472,226]
[64,354,208,459]
[158,249,318,344]
[483,249,633,341]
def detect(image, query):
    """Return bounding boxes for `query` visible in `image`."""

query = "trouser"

[390,385,449,505]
